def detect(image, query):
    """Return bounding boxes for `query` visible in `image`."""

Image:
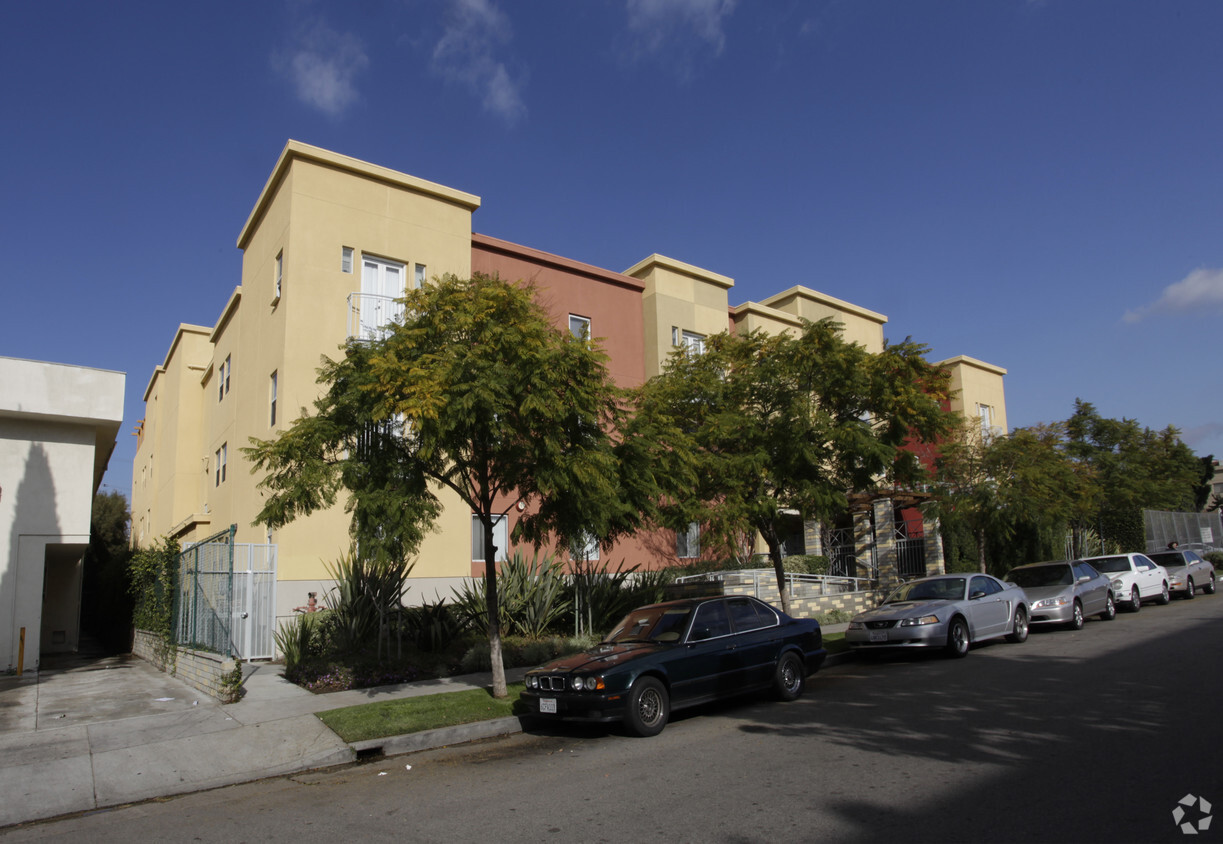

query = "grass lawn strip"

[317,683,525,743]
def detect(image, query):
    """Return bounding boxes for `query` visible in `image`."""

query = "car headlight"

[899,615,940,627]
[848,621,864,630]
[571,675,604,692]
[1110,578,1125,589]
[525,675,538,689]
[1033,597,1069,609]
[1170,577,1185,587]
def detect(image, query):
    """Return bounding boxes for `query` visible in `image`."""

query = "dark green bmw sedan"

[521,595,825,737]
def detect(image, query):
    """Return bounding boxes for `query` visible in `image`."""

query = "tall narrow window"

[341,246,353,274]
[676,522,700,559]
[269,370,278,426]
[471,514,508,562]
[569,314,591,341]
[215,445,228,486]
[217,356,231,401]
[275,250,283,299]
[978,403,993,440]
[414,263,427,289]
[359,255,406,340]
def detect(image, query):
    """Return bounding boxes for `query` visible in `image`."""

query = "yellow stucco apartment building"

[132,141,1007,658]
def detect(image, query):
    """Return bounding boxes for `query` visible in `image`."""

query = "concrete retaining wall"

[133,629,241,703]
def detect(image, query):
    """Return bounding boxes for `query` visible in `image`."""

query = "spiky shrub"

[322,551,414,655]
[398,599,470,651]
[452,549,571,638]
[274,611,326,672]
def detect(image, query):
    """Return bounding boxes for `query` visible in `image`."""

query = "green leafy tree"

[246,274,628,697]
[935,421,1093,573]
[81,490,135,652]
[1065,400,1200,549]
[627,320,950,613]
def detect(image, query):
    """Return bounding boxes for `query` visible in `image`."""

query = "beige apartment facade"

[133,140,1009,651]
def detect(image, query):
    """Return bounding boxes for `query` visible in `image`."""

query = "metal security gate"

[230,544,277,660]
[175,525,236,656]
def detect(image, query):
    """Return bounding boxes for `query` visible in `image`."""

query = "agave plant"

[322,550,414,658]
[452,549,571,638]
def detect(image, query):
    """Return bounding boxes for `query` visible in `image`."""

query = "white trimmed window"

[275,251,283,299]
[471,514,508,562]
[672,327,706,355]
[569,314,591,341]
[358,255,406,339]
[342,246,353,274]
[414,263,427,289]
[269,370,278,426]
[978,403,994,440]
[676,522,700,559]
[215,443,227,486]
[218,355,231,401]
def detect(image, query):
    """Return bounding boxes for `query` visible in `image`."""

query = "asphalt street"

[3,592,1220,843]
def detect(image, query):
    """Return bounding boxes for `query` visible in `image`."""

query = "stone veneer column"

[803,520,822,557]
[924,513,946,576]
[872,499,899,589]
[852,510,873,582]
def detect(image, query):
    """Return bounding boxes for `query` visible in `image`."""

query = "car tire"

[774,652,805,701]
[1184,578,1196,599]
[945,617,970,658]
[624,677,669,737]
[1006,607,1029,643]
[1130,587,1142,612]
[1206,575,1216,595]
[1099,592,1116,621]
[1157,582,1171,605]
[1066,600,1085,631]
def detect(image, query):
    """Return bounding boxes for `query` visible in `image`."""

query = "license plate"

[869,630,888,643]
[540,697,557,714]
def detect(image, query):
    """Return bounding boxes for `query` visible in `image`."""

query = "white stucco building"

[1,357,125,672]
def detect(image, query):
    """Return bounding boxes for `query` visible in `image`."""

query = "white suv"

[1080,553,1170,611]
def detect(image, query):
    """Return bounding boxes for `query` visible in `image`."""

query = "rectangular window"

[569,314,591,341]
[978,403,993,440]
[676,522,700,559]
[215,444,228,486]
[275,250,283,299]
[571,531,599,561]
[342,246,353,274]
[358,255,406,340]
[414,263,427,289]
[681,331,706,355]
[269,370,278,426]
[217,355,231,401]
[471,514,508,562]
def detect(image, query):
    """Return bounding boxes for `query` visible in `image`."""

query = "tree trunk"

[766,537,792,615]
[483,520,508,699]
[976,526,987,574]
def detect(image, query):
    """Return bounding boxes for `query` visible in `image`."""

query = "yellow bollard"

[17,627,24,676]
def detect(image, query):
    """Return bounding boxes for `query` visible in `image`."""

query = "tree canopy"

[246,274,630,696]
[625,319,950,613]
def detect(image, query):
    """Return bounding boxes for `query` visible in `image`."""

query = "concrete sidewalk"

[0,651,527,829]
[0,626,850,829]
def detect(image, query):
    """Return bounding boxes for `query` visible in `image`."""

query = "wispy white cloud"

[275,19,369,117]
[1123,267,1223,323]
[625,0,737,56]
[432,0,526,124]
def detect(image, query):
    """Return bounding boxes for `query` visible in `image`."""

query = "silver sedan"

[1003,560,1116,629]
[846,573,1030,658]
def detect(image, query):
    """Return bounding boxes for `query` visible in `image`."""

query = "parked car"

[520,595,826,737]
[845,573,1030,658]
[1003,560,1116,629]
[1081,553,1170,611]
[1146,549,1216,598]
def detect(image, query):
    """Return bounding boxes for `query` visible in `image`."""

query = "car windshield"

[1006,565,1073,588]
[886,578,966,603]
[604,605,693,645]
[1147,553,1184,568]
[1091,556,1130,573]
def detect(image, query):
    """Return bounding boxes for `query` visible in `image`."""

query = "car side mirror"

[970,590,986,600]
[1077,575,1091,583]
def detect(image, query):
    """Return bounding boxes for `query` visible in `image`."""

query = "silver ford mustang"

[846,573,1031,658]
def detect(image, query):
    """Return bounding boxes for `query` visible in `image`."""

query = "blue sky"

[3,0,1222,501]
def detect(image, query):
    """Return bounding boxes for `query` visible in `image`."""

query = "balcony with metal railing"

[347,292,406,342]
